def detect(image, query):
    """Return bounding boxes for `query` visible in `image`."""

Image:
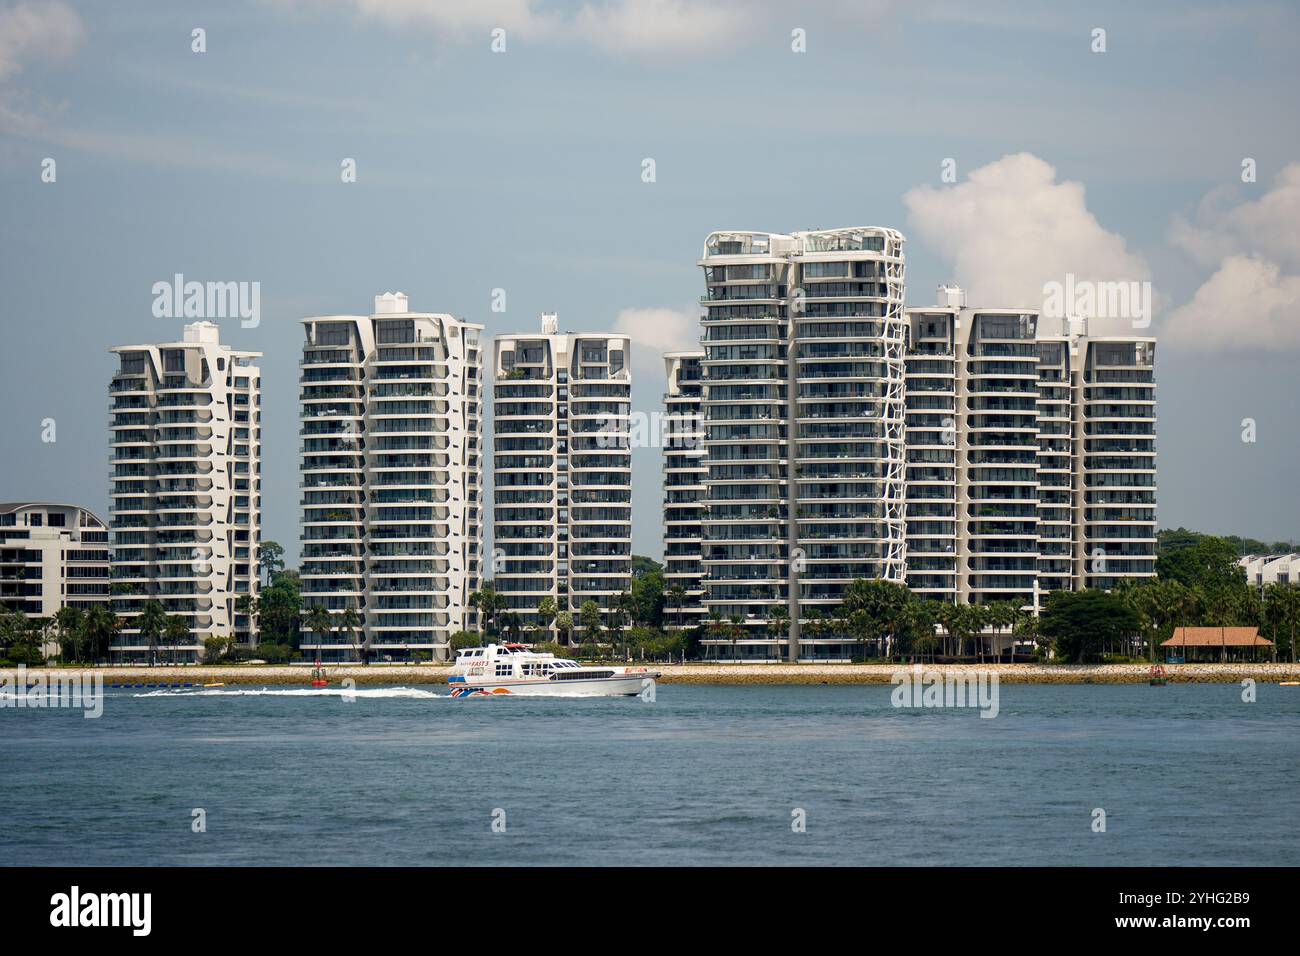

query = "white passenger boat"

[448,643,658,699]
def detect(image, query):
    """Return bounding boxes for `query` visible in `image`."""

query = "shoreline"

[5,662,1299,686]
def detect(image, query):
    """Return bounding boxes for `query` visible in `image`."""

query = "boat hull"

[451,674,656,699]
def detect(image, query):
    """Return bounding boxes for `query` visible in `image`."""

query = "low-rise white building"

[1240,553,1300,590]
[0,503,111,632]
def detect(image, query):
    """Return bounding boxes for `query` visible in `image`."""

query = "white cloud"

[267,0,902,57]
[611,305,700,391]
[1168,163,1300,271]
[573,0,750,57]
[902,152,1150,317]
[0,0,84,82]
[1162,255,1300,351]
[1164,164,1300,350]
[265,0,554,36]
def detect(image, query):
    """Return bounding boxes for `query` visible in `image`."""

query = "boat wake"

[132,686,449,699]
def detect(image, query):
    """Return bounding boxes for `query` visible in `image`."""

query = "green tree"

[258,571,302,647]
[728,614,744,661]
[630,568,666,629]
[235,593,258,645]
[631,555,664,578]
[1040,589,1139,664]
[0,608,25,659]
[6,616,47,665]
[1263,584,1300,663]
[704,611,726,659]
[82,604,119,662]
[555,610,574,647]
[666,583,687,629]
[339,604,363,663]
[258,541,286,586]
[305,605,333,661]
[766,603,790,651]
[613,590,636,656]
[137,600,167,666]
[905,601,939,662]
[840,578,911,659]
[163,615,190,665]
[470,585,507,639]
[536,596,558,644]
[579,599,602,644]
[449,630,482,653]
[54,606,85,663]
[1156,535,1247,592]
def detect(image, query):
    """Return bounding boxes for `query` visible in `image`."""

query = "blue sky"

[2,0,1299,562]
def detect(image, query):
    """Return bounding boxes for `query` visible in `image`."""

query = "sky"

[2,0,1299,564]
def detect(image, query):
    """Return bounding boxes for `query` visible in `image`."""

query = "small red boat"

[310,661,328,688]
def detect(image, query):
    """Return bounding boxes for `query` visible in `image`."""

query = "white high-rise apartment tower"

[662,351,706,630]
[492,314,632,637]
[109,321,262,661]
[299,293,483,662]
[904,287,1157,608]
[698,228,908,660]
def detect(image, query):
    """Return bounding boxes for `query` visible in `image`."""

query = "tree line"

[4,532,1297,666]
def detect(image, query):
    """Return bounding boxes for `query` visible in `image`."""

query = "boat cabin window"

[554,669,615,681]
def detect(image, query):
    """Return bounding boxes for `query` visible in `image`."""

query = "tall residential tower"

[662,350,706,630]
[109,321,261,661]
[698,228,908,659]
[299,293,483,661]
[904,287,1157,609]
[492,314,631,637]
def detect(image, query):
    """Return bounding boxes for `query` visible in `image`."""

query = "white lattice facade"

[697,228,908,657]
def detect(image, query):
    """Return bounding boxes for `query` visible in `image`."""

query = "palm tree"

[555,610,574,647]
[137,600,167,666]
[82,604,119,662]
[728,614,744,661]
[470,586,507,639]
[579,599,602,649]
[966,603,991,662]
[163,615,190,665]
[0,608,24,659]
[615,590,636,659]
[339,604,362,663]
[667,584,687,629]
[54,606,85,663]
[305,605,333,661]
[1264,584,1300,663]
[905,601,939,663]
[536,596,558,644]
[1014,610,1043,660]
[767,604,790,660]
